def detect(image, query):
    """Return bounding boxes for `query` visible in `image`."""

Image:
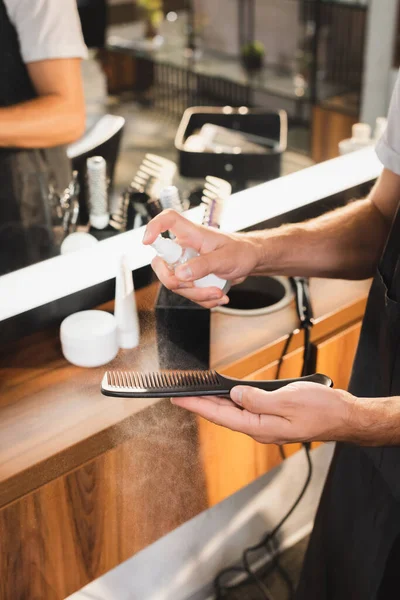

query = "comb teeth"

[106,370,221,390]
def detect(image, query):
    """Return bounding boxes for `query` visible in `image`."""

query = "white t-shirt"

[376,72,400,176]
[4,0,88,64]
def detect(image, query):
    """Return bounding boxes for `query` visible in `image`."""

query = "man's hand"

[143,210,263,308]
[170,383,394,446]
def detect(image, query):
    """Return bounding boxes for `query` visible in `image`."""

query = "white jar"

[338,123,373,155]
[60,310,119,368]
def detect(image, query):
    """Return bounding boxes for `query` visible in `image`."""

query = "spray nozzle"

[151,235,183,264]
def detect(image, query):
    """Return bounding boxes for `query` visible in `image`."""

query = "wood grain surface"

[0,401,207,600]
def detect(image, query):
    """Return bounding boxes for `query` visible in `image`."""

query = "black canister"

[155,285,210,370]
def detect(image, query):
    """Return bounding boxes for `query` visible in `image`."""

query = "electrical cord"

[214,446,312,599]
[276,329,295,380]
[214,278,315,600]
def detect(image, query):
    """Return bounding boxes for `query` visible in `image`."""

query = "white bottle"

[114,255,140,349]
[151,235,230,293]
[338,123,373,155]
[87,156,110,229]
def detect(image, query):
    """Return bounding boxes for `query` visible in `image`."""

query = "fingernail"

[218,296,229,306]
[231,387,243,405]
[176,265,192,281]
[142,229,150,244]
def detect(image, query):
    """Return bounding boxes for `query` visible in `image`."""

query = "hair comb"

[101,369,333,399]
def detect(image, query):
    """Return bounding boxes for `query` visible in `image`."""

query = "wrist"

[240,231,275,274]
[345,394,399,446]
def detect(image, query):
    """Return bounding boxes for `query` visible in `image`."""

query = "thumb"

[230,386,273,414]
[175,249,225,282]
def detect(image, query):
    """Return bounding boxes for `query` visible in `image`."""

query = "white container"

[114,255,140,349]
[338,123,373,155]
[60,232,99,255]
[60,310,119,368]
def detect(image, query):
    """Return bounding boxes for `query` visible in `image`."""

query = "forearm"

[0,95,85,148]
[348,395,400,446]
[247,198,390,280]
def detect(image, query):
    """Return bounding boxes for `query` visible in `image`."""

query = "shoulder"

[376,70,400,177]
[4,0,88,63]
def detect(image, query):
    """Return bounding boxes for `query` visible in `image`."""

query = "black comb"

[101,369,333,398]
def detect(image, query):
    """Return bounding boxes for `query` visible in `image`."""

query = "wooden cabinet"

[0,403,208,600]
[315,321,362,391]
[200,319,363,507]
[312,106,358,163]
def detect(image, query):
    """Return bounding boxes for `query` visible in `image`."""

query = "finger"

[174,246,234,283]
[171,395,237,408]
[151,256,183,290]
[143,209,217,250]
[151,257,229,306]
[230,385,293,419]
[176,286,228,305]
[169,396,263,435]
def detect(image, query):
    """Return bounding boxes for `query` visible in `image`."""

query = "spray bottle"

[151,235,231,293]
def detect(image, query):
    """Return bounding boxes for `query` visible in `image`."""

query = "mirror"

[0,0,377,326]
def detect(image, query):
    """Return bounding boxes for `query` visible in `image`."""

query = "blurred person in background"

[77,0,108,51]
[0,0,87,273]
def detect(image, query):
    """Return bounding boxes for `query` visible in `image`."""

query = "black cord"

[279,445,286,460]
[266,529,296,599]
[214,445,313,599]
[301,325,312,377]
[276,329,295,380]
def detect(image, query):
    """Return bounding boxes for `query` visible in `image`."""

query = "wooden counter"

[0,277,370,600]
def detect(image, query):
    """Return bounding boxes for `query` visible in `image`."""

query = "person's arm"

[248,167,400,280]
[170,383,400,447]
[0,58,85,148]
[143,168,400,308]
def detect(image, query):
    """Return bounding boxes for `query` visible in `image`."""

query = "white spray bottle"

[151,235,231,293]
[114,255,140,349]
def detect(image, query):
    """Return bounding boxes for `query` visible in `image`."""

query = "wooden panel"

[0,401,207,600]
[198,349,304,507]
[315,321,362,391]
[312,106,358,163]
[100,50,137,95]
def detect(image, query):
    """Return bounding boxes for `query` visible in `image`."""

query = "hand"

[171,382,361,445]
[142,209,263,308]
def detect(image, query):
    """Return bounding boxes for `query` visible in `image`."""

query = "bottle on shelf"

[338,123,374,156]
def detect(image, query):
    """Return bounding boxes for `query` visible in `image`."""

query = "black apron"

[296,204,400,599]
[0,0,71,275]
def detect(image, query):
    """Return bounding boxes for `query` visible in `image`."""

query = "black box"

[155,285,210,370]
[175,106,287,183]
